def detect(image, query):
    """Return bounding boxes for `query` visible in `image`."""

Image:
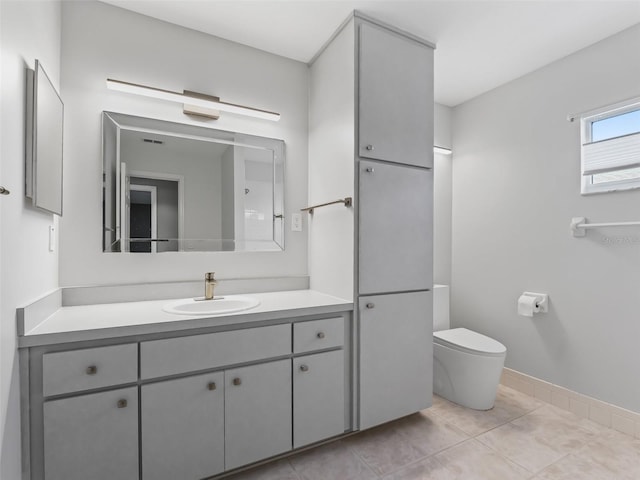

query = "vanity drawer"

[294,317,344,354]
[141,324,291,379]
[42,344,138,397]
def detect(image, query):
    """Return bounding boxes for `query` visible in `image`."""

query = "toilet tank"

[433,284,450,332]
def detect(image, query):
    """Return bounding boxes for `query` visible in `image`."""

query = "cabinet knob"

[86,365,97,375]
[232,378,242,386]
[366,303,375,309]
[316,332,325,339]
[208,382,217,391]
[117,399,128,409]
[365,167,375,173]
[365,144,374,151]
[300,365,309,372]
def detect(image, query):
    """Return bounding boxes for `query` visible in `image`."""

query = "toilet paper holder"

[520,292,549,313]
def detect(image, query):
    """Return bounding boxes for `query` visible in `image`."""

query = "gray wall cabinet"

[358,292,433,429]
[43,387,138,480]
[358,22,434,169]
[141,372,225,480]
[309,13,434,430]
[225,360,293,470]
[293,350,345,448]
[358,159,433,295]
[355,16,434,428]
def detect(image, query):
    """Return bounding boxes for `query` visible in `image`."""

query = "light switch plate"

[292,213,302,232]
[48,225,55,252]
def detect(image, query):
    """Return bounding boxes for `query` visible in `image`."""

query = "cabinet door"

[293,350,345,448]
[141,372,224,480]
[358,22,434,168]
[225,359,292,470]
[358,160,433,295]
[43,387,138,480]
[359,291,432,430]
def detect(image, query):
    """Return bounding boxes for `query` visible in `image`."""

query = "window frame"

[580,97,640,195]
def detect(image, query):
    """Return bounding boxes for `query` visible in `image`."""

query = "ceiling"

[101,1,640,106]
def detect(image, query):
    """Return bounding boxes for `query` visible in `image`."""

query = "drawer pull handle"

[117,399,128,409]
[208,382,217,391]
[232,378,242,386]
[366,303,375,309]
[300,365,309,372]
[317,332,325,339]
[365,167,375,173]
[365,144,374,151]
[86,365,97,375]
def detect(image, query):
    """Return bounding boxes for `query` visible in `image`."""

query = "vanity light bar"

[106,78,281,122]
[434,145,453,155]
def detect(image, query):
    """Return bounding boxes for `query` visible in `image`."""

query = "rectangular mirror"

[26,60,64,215]
[102,112,285,253]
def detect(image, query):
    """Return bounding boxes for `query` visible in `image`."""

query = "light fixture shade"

[106,79,280,121]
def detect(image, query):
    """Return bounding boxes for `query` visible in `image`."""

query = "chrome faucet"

[204,272,217,300]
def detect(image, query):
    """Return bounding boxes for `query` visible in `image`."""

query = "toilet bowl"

[432,286,507,410]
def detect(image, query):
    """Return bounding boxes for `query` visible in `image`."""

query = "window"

[579,98,640,194]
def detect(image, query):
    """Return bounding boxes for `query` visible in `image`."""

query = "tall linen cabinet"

[308,13,434,430]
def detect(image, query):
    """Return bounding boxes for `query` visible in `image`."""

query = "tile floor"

[226,385,640,480]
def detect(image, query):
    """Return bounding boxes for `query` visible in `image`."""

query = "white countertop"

[19,290,353,347]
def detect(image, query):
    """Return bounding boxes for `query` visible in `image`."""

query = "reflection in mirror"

[102,112,284,252]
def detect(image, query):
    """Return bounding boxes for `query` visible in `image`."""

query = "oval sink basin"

[162,295,260,316]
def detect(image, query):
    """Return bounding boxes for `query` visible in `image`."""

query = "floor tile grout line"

[465,403,548,439]
[473,433,542,475]
[377,452,450,480]
[527,451,573,479]
[343,439,384,478]
[349,415,473,480]
[473,403,597,478]
[284,458,303,480]
[372,435,471,479]
[470,402,550,475]
[430,397,547,439]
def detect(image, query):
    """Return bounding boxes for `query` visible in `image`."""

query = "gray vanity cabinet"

[141,372,225,480]
[293,350,345,448]
[225,359,293,470]
[358,22,434,169]
[358,292,433,429]
[42,387,138,480]
[24,309,352,480]
[358,159,433,295]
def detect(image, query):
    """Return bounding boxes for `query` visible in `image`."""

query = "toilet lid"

[434,328,506,355]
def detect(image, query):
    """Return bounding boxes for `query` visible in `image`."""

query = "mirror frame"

[26,60,64,216]
[102,111,285,253]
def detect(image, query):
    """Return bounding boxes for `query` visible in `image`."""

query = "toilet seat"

[434,328,506,357]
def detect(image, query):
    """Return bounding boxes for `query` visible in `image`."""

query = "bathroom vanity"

[18,290,353,480]
[18,9,435,480]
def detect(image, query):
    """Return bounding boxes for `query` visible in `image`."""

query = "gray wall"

[1,2,61,478]
[121,134,225,243]
[307,19,355,301]
[60,1,309,285]
[220,146,235,248]
[451,24,640,412]
[434,103,452,285]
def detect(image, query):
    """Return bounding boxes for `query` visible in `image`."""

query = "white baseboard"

[501,368,640,439]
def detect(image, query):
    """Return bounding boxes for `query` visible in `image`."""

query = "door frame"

[128,184,157,253]
[129,170,185,250]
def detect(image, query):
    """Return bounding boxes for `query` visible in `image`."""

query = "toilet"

[432,285,507,410]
